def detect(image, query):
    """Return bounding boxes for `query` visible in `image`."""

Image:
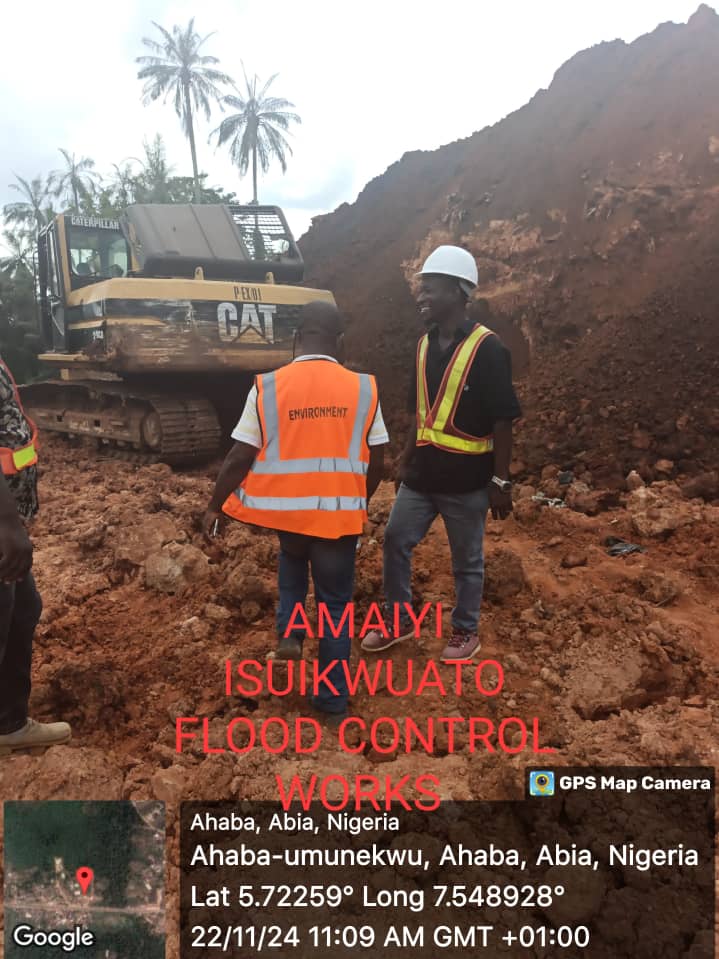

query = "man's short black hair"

[298,300,345,338]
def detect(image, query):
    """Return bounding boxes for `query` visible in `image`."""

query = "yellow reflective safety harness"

[0,360,39,476]
[416,323,495,454]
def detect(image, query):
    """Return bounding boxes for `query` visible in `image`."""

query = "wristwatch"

[491,475,512,494]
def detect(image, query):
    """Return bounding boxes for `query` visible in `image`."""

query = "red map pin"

[76,867,94,895]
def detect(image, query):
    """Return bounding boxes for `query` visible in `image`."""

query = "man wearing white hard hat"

[362,245,521,661]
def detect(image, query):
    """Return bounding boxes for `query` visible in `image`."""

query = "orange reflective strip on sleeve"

[12,444,38,470]
[0,358,40,474]
[0,440,38,476]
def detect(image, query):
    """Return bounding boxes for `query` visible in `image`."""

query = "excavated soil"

[301,4,719,484]
[0,436,717,956]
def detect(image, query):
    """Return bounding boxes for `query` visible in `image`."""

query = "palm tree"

[3,173,55,233]
[3,174,53,233]
[50,149,101,212]
[212,67,300,203]
[0,230,34,281]
[136,19,232,203]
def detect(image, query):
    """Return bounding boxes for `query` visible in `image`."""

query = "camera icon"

[529,771,555,796]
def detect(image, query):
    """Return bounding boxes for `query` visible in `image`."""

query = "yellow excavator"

[22,204,334,463]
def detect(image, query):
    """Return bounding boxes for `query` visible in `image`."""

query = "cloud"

[1,0,703,243]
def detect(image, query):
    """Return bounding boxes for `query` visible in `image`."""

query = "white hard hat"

[416,245,478,291]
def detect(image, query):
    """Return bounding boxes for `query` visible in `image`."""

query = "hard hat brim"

[414,269,477,289]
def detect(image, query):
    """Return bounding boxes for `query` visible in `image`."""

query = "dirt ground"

[0,434,716,955]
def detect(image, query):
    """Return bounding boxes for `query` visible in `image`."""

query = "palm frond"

[211,67,300,200]
[135,18,232,197]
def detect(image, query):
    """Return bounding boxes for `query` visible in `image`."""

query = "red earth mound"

[300,4,719,490]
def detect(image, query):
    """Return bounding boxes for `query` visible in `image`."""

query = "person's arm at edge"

[0,473,33,581]
[202,441,258,540]
[492,419,513,480]
[488,418,514,520]
[395,424,416,491]
[366,444,384,505]
[396,358,418,490]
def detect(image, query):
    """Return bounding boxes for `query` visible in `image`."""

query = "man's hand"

[0,518,33,582]
[394,428,416,493]
[394,462,409,493]
[488,485,513,521]
[203,441,257,545]
[201,509,226,544]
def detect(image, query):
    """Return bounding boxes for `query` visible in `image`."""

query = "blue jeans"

[276,532,358,714]
[383,484,489,633]
[0,573,42,734]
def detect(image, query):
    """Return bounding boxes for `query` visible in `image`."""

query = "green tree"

[3,174,53,233]
[0,231,34,282]
[0,232,40,381]
[132,134,175,204]
[50,149,101,212]
[212,67,300,203]
[136,19,232,203]
[107,162,138,209]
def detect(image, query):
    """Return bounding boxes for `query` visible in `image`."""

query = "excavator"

[22,204,334,463]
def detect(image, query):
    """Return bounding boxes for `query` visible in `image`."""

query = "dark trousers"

[0,573,42,734]
[276,532,358,714]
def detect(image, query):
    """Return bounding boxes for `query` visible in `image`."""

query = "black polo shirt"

[404,320,521,494]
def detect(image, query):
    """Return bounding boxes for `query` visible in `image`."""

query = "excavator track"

[21,380,222,465]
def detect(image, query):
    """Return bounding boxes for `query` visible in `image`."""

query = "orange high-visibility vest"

[0,359,39,476]
[416,324,495,454]
[223,360,378,538]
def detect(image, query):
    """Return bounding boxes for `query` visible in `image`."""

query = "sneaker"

[273,637,303,661]
[440,630,481,663]
[361,622,415,653]
[0,718,71,757]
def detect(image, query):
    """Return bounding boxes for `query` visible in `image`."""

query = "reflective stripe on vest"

[223,363,377,537]
[251,457,368,476]
[416,324,494,454]
[236,493,366,512]
[0,360,39,475]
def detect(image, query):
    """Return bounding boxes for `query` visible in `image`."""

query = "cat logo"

[217,302,276,344]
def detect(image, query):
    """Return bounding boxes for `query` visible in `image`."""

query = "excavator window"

[229,207,300,263]
[46,228,61,297]
[67,225,129,289]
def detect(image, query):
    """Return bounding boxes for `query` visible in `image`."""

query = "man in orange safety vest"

[203,301,388,720]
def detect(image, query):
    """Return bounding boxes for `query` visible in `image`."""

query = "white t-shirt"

[231,355,390,449]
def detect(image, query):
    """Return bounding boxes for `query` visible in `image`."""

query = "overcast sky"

[0,0,705,240]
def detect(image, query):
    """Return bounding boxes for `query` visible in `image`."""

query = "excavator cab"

[38,215,130,350]
[67,219,130,284]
